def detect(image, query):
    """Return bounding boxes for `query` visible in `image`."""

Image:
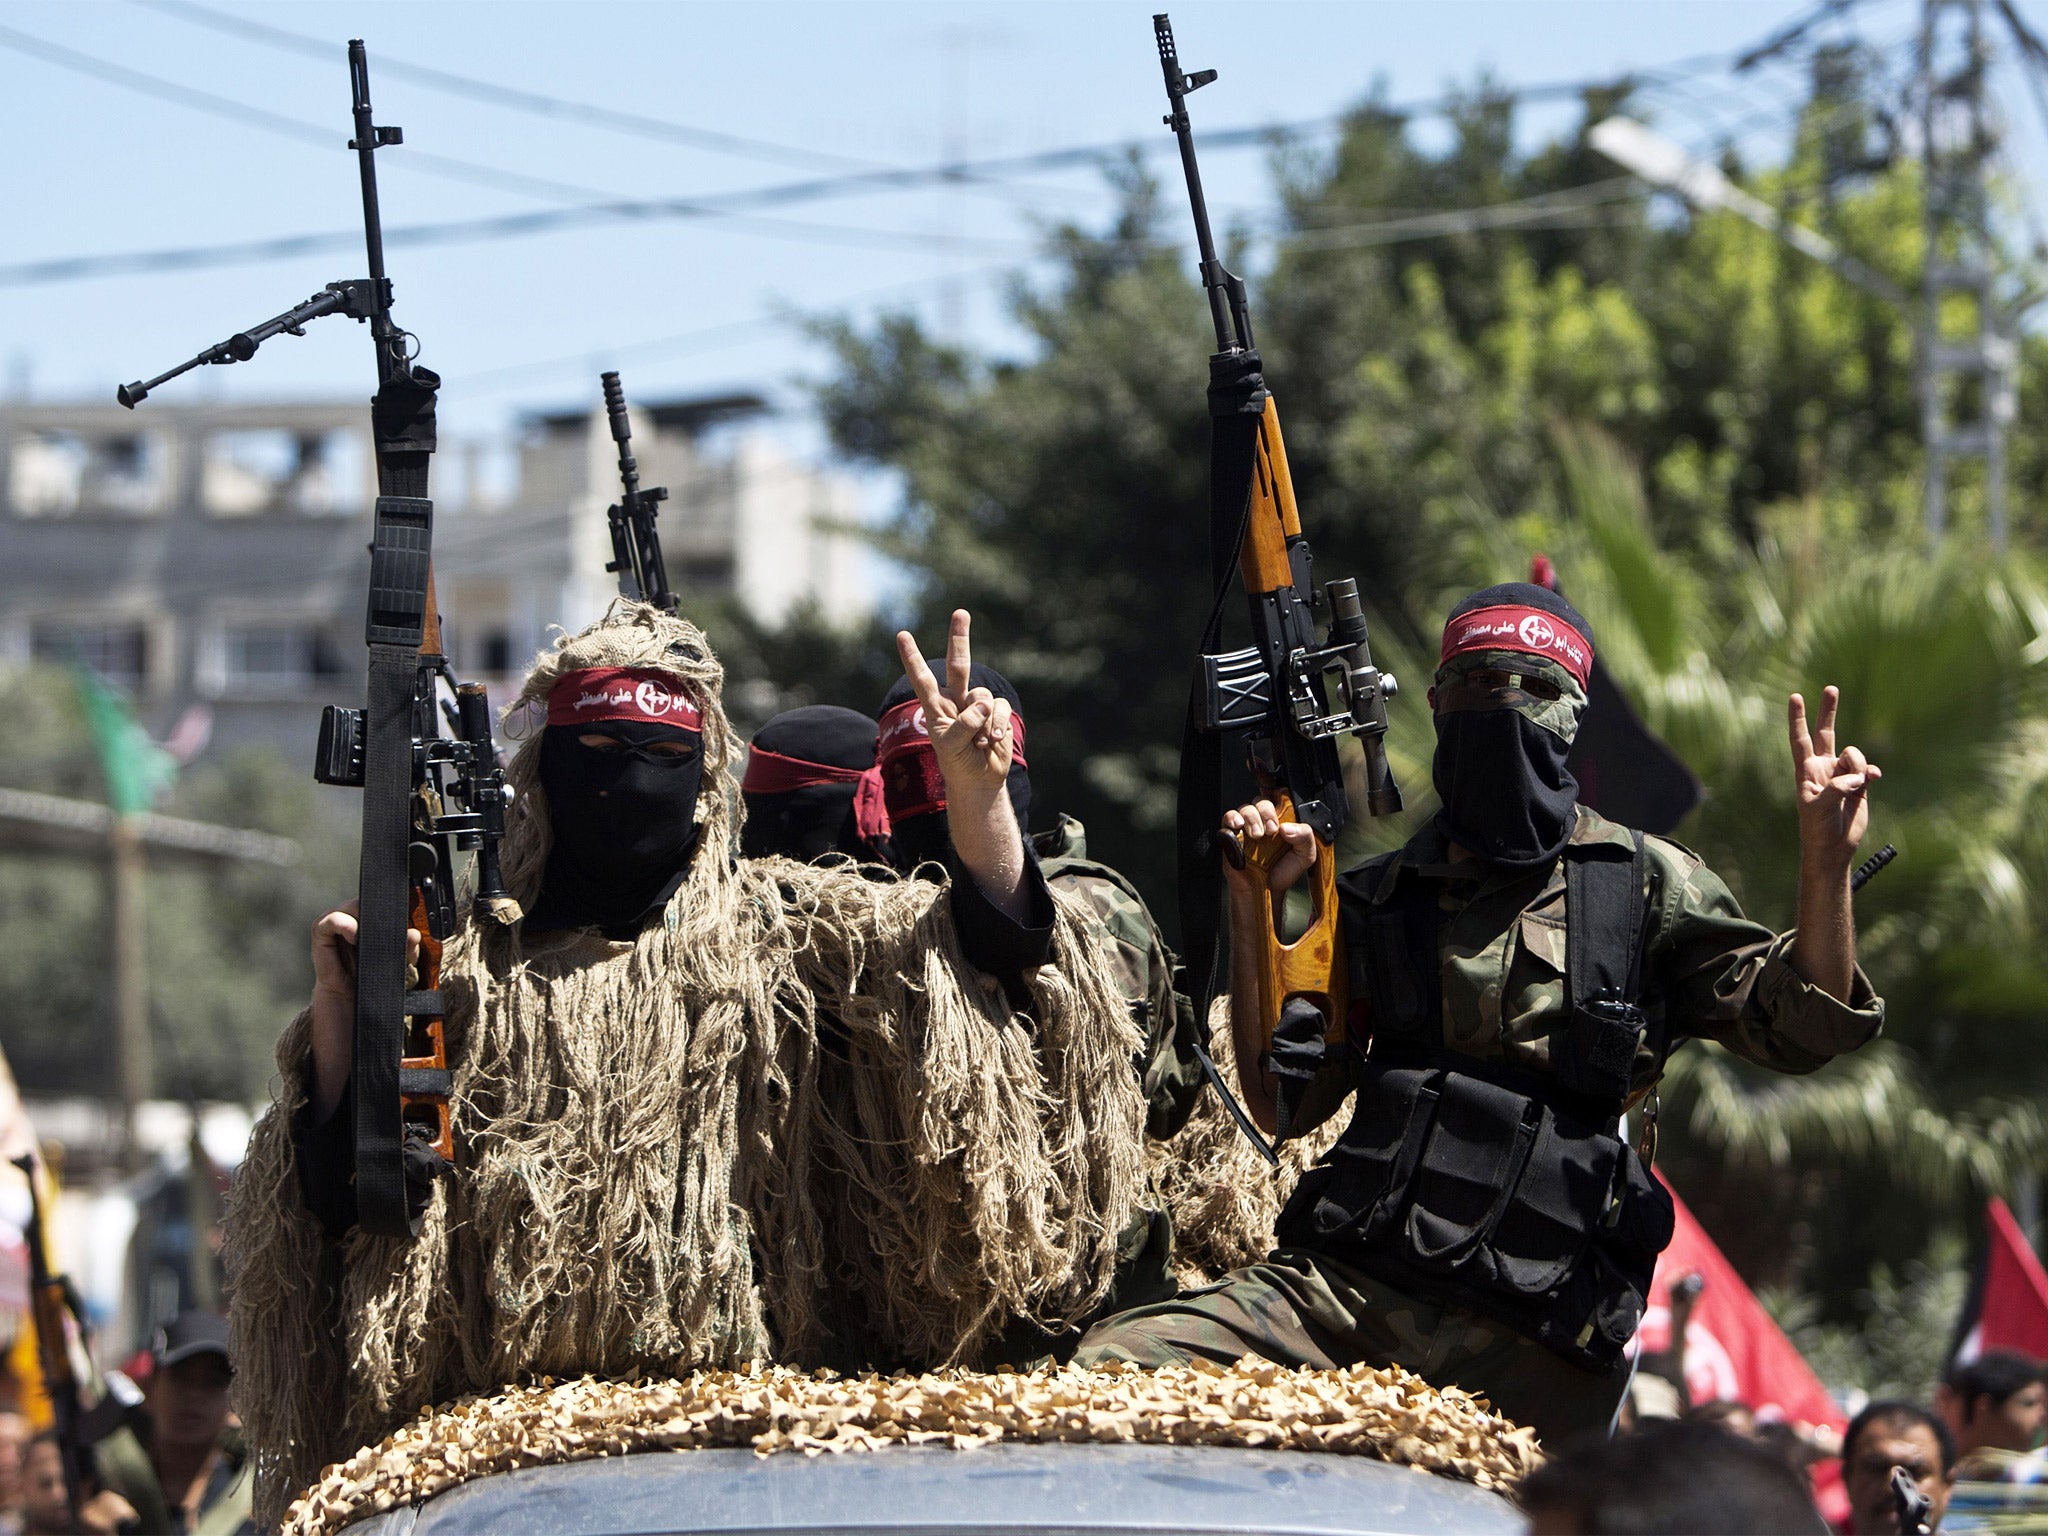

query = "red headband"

[876,698,1026,819]
[1439,605,1593,689]
[741,745,892,845]
[546,667,704,730]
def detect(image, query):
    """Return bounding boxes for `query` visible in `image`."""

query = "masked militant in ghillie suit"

[1077,582,1887,1448]
[227,603,1145,1523]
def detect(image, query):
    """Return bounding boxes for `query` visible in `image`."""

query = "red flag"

[1953,1198,2048,1365]
[1638,1189,1847,1434]
[1640,1190,1851,1527]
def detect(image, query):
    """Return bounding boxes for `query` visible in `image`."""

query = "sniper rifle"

[600,372,676,610]
[1156,14,1403,1159]
[117,42,509,1238]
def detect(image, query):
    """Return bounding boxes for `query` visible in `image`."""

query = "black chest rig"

[1275,832,1676,1372]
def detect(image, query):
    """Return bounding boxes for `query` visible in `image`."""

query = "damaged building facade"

[0,392,869,759]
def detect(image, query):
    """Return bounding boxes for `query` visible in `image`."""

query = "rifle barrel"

[601,370,641,500]
[1154,15,1236,352]
[348,40,402,382]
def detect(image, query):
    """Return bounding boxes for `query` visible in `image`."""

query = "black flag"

[1534,556,1702,835]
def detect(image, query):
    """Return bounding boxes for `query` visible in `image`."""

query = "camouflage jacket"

[1033,815,1203,1139]
[1291,805,1886,1136]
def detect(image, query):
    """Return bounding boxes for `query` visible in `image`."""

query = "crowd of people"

[1526,1345,2047,1533]
[0,1309,250,1535]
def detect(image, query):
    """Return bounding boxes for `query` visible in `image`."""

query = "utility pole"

[1920,0,2018,546]
[109,816,149,1173]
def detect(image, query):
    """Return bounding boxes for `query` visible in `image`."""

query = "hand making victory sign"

[895,609,1031,919]
[1788,684,1881,1003]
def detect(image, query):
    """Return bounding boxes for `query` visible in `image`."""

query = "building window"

[208,623,350,693]
[30,619,150,688]
[200,429,365,517]
[9,431,169,517]
[479,630,513,674]
[677,556,736,588]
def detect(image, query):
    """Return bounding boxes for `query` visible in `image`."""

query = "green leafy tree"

[0,666,355,1101]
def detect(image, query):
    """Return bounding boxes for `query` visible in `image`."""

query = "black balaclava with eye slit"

[526,719,704,938]
[1430,582,1595,870]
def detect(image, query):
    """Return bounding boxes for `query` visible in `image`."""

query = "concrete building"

[435,392,869,692]
[0,394,870,760]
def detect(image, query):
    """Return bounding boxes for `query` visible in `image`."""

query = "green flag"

[74,669,177,816]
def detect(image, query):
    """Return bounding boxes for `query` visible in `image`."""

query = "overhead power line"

[129,0,884,177]
[0,21,1745,293]
[1736,0,1866,71]
[127,0,1101,217]
[0,20,635,206]
[0,20,1050,264]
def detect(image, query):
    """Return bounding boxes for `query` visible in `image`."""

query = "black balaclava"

[876,661,1031,875]
[739,705,889,864]
[1431,581,1594,870]
[526,718,704,938]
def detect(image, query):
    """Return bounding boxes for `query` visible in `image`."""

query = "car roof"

[340,1442,1521,1536]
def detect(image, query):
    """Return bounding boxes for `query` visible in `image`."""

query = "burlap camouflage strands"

[1147,1002,1349,1286]
[280,1360,1541,1535]
[227,602,1148,1526]
[1033,816,1205,1140]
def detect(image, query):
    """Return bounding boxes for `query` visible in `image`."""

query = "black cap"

[151,1309,230,1370]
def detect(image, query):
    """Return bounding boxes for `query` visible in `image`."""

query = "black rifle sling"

[1176,349,1278,1165]
[353,369,440,1238]
[1558,829,1650,1116]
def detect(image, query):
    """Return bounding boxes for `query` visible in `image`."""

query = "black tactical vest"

[1274,831,1676,1372]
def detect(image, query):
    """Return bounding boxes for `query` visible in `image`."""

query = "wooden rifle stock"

[1218,397,1351,1055]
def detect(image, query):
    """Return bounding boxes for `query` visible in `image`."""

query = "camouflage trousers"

[1073,1247,1630,1450]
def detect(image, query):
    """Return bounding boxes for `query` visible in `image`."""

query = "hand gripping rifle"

[1156,15,1404,1157]
[601,372,677,611]
[118,42,510,1238]
[12,1155,91,1531]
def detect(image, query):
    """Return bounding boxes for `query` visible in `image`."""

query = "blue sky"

[1,0,2036,448]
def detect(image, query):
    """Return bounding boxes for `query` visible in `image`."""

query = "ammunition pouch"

[1277,1053,1672,1370]
[1281,822,1671,1371]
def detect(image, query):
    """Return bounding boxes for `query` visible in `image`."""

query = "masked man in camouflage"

[739,704,893,865]
[1077,581,1886,1446]
[876,660,1205,1349]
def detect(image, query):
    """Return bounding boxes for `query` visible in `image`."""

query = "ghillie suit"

[1147,1003,1349,1287]
[227,602,1144,1524]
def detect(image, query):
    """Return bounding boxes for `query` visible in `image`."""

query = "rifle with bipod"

[118,42,509,1238]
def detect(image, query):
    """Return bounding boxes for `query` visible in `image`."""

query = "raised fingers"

[1815,685,1839,759]
[1788,693,1814,767]
[946,609,972,704]
[895,629,947,719]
